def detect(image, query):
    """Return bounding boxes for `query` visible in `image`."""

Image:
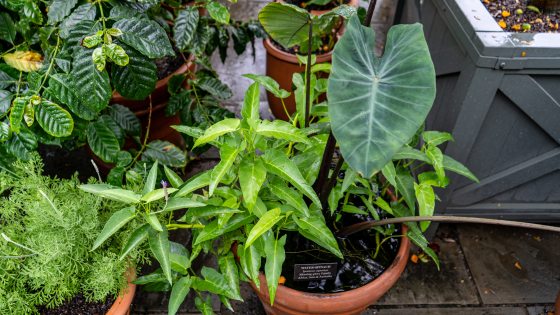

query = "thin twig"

[364,0,379,27]
[320,155,344,208]
[337,215,560,237]
[313,132,337,195]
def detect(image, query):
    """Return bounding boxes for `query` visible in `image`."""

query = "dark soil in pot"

[282,211,400,293]
[284,0,351,12]
[270,36,335,55]
[482,0,560,32]
[38,294,114,315]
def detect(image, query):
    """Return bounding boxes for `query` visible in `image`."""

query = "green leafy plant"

[0,0,264,174]
[0,155,147,314]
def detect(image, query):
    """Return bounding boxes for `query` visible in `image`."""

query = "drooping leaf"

[422,130,453,146]
[194,212,254,245]
[5,127,36,160]
[149,227,172,284]
[442,155,479,183]
[86,121,120,163]
[80,184,142,203]
[170,241,191,274]
[261,149,321,208]
[238,244,261,288]
[0,12,16,43]
[193,118,240,148]
[381,161,397,189]
[71,47,111,112]
[163,197,206,212]
[238,155,267,211]
[3,51,43,72]
[169,276,192,315]
[120,223,150,260]
[426,145,445,183]
[258,2,311,48]
[35,100,74,137]
[395,167,416,213]
[268,178,309,217]
[209,145,240,196]
[328,16,436,177]
[111,45,157,100]
[393,146,430,163]
[113,17,174,58]
[293,216,342,258]
[414,182,435,231]
[194,296,215,315]
[246,208,282,247]
[142,140,186,168]
[218,253,242,301]
[243,74,290,99]
[264,234,286,305]
[174,7,199,50]
[193,267,235,298]
[92,206,136,250]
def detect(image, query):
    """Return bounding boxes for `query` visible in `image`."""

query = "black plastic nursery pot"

[422,0,560,222]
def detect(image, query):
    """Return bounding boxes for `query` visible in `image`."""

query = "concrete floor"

[130,0,560,314]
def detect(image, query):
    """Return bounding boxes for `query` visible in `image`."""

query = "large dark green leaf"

[0,90,12,117]
[71,47,112,112]
[142,140,186,168]
[86,120,120,163]
[6,127,36,160]
[173,7,199,50]
[0,12,16,43]
[47,74,97,120]
[195,75,233,101]
[264,234,286,305]
[328,16,436,177]
[47,0,78,24]
[35,100,74,137]
[59,4,97,38]
[111,45,157,100]
[109,104,141,136]
[113,17,174,58]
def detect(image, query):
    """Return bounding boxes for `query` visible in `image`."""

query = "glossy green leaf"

[243,74,290,99]
[256,120,310,144]
[145,213,163,232]
[195,75,233,100]
[174,7,199,50]
[92,47,106,71]
[109,104,141,136]
[193,267,235,298]
[10,97,27,133]
[92,206,136,250]
[80,184,142,204]
[442,155,479,183]
[264,234,286,305]
[195,296,214,315]
[209,145,240,196]
[113,17,174,58]
[120,223,150,260]
[194,212,254,245]
[5,127,37,160]
[238,244,261,288]
[143,160,159,195]
[169,276,192,315]
[86,121,120,163]
[83,34,102,48]
[103,43,129,66]
[143,140,186,168]
[426,145,445,183]
[71,47,111,112]
[175,170,211,197]
[164,165,184,188]
[163,197,206,212]
[381,161,397,189]
[111,45,156,100]
[0,12,16,43]
[258,2,311,48]
[193,118,240,148]
[35,100,74,137]
[393,146,430,163]
[262,149,321,208]
[414,182,435,231]
[294,216,342,258]
[407,223,439,269]
[268,178,309,217]
[219,252,242,300]
[141,188,178,203]
[328,16,436,177]
[246,208,282,247]
[395,168,416,213]
[170,241,191,274]
[47,74,97,120]
[207,2,230,24]
[238,155,267,211]
[47,0,78,24]
[422,130,453,146]
[149,227,172,284]
[241,82,260,125]
[59,4,97,39]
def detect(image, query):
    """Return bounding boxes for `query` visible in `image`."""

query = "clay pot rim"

[111,54,195,103]
[263,38,333,64]
[106,267,136,315]
[254,225,410,300]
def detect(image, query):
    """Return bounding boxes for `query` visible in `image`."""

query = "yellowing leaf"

[3,51,43,72]
[501,10,510,17]
[498,20,507,29]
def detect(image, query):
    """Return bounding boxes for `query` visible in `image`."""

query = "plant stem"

[337,215,560,238]
[38,36,61,93]
[364,0,379,27]
[313,132,336,195]
[127,96,153,171]
[304,19,313,128]
[320,154,344,209]
[166,223,205,230]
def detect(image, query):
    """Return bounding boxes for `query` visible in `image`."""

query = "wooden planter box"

[422,0,560,221]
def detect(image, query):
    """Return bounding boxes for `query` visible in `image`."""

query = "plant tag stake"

[293,263,337,281]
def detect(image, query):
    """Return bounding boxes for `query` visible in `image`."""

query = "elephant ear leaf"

[327,15,436,178]
[258,2,311,48]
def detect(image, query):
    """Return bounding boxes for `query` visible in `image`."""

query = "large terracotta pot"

[110,55,196,147]
[106,269,136,315]
[555,289,560,314]
[250,226,411,315]
[263,38,332,121]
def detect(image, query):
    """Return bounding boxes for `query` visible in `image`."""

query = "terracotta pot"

[555,289,560,314]
[263,38,332,121]
[106,268,136,315]
[250,226,410,315]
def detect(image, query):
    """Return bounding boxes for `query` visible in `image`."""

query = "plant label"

[293,263,337,281]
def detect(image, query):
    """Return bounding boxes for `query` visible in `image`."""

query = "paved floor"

[130,0,560,314]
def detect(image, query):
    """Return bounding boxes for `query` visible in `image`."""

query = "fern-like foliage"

[0,155,147,314]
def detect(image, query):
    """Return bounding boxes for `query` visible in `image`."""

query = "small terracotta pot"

[106,268,136,315]
[263,38,332,121]
[250,226,411,315]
